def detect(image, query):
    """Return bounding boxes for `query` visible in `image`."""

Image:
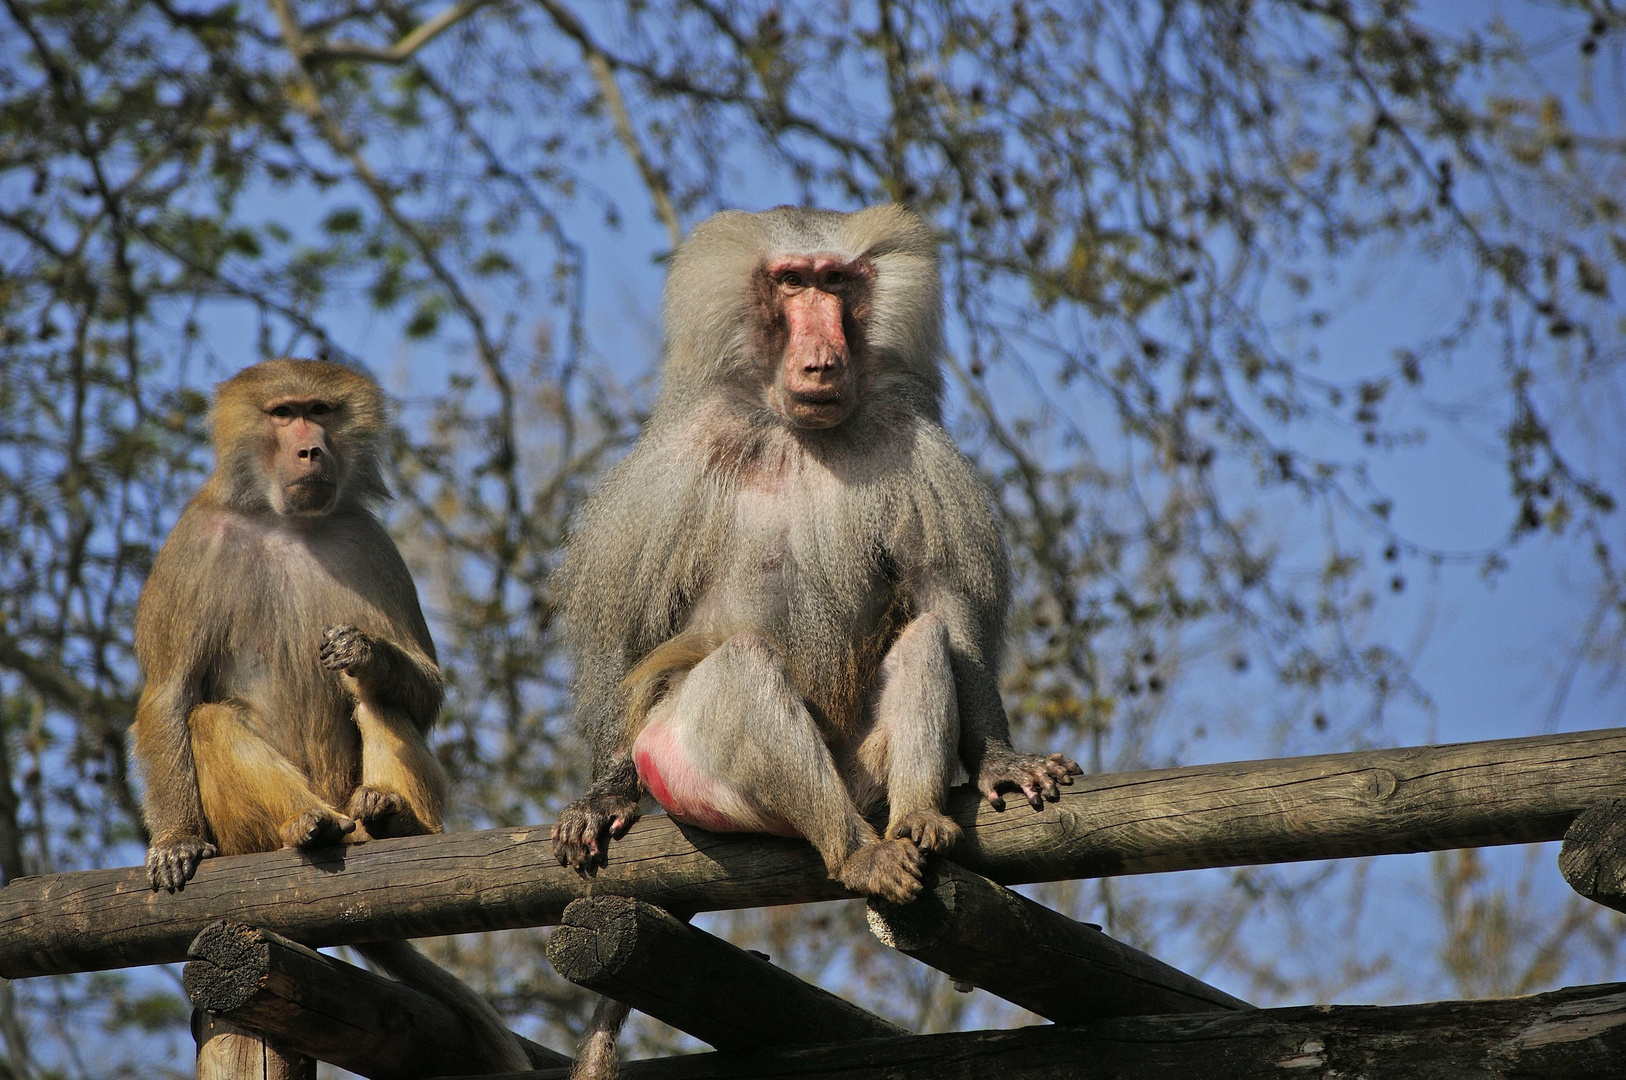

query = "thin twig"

[536,0,684,249]
[268,0,526,583]
[303,0,497,64]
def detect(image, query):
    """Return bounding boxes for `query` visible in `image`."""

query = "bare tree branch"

[0,632,132,734]
[536,0,684,250]
[302,0,498,65]
[268,0,526,583]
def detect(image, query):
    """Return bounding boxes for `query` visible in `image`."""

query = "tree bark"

[5,727,1625,978]
[547,896,904,1049]
[867,861,1247,1020]
[185,922,566,1078]
[443,982,1626,1080]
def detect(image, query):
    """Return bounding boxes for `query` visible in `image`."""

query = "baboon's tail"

[621,629,729,734]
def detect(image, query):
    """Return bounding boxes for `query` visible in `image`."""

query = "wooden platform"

[5,727,1625,1078]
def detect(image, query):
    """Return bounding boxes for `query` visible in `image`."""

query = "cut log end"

[548,896,644,983]
[186,921,566,1077]
[1559,798,1626,912]
[184,921,275,1014]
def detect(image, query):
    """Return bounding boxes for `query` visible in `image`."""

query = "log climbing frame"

[5,727,1626,1077]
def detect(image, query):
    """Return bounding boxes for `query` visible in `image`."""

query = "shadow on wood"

[438,981,1626,1080]
[185,921,567,1079]
[547,896,903,1050]
[867,861,1248,1020]
[8,726,1626,978]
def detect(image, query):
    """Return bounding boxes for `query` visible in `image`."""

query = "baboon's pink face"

[757,255,874,429]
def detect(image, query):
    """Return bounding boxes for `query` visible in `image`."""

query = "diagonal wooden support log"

[184,921,567,1079]
[437,981,1626,1080]
[1558,797,1626,914]
[546,896,904,1049]
[866,861,1247,1020]
[6,726,1626,978]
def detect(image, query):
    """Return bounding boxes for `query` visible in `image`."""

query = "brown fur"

[131,357,529,1071]
[133,359,443,875]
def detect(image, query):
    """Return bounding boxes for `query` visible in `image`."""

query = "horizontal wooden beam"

[547,896,903,1049]
[440,982,1626,1080]
[184,922,566,1078]
[867,861,1247,1020]
[6,726,1625,978]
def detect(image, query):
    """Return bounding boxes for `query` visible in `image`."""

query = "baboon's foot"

[837,838,925,905]
[349,785,434,838]
[280,807,356,850]
[891,809,962,853]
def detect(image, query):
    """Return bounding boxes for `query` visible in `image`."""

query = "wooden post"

[195,1011,314,1080]
[437,981,1626,1080]
[185,922,566,1079]
[547,896,904,1049]
[8,726,1626,979]
[867,861,1247,1020]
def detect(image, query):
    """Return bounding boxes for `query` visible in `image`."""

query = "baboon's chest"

[206,523,368,714]
[707,474,909,736]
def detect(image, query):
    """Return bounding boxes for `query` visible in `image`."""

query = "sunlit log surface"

[184,922,566,1079]
[866,861,1248,1020]
[546,896,903,1049]
[5,726,1624,978]
[196,1011,314,1080]
[452,982,1626,1080]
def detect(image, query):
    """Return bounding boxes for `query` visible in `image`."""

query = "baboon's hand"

[146,837,218,893]
[320,624,375,675]
[551,793,641,871]
[977,747,1081,811]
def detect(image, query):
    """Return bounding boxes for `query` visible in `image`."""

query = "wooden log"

[440,981,1626,1080]
[7,726,1626,978]
[1558,797,1626,914]
[866,861,1247,1020]
[184,921,567,1078]
[546,896,904,1049]
[195,1011,314,1080]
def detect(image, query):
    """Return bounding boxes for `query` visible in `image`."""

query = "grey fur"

[553,205,1077,873]
[552,203,1080,1080]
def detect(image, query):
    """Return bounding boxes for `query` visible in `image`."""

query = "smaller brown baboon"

[132,357,527,1071]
